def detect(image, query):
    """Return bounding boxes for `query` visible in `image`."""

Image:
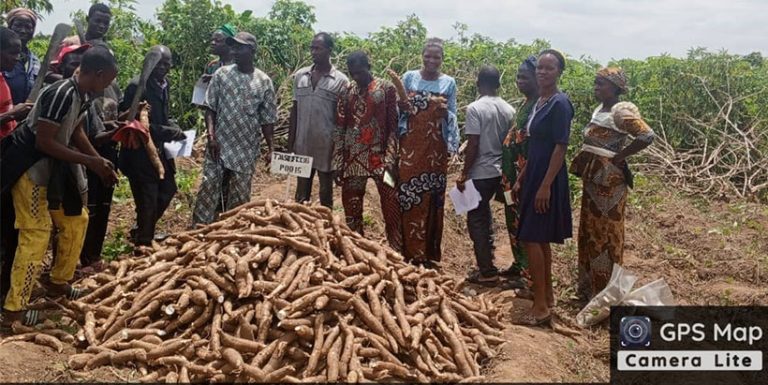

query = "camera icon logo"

[620,316,652,348]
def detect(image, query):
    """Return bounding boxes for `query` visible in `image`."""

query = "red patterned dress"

[334,78,402,251]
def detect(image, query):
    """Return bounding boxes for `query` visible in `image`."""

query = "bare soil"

[2,162,766,383]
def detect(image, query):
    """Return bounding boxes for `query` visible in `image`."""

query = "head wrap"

[215,23,237,38]
[519,55,537,74]
[6,8,37,28]
[597,67,628,94]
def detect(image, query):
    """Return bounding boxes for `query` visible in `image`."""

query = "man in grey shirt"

[457,65,515,285]
[288,32,349,208]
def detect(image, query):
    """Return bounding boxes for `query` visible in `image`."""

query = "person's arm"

[288,102,297,152]
[459,136,479,191]
[45,71,63,84]
[36,121,116,184]
[258,77,278,163]
[535,143,567,214]
[92,127,118,146]
[204,71,221,160]
[262,124,275,158]
[0,103,33,124]
[612,112,655,167]
[443,79,460,154]
[71,123,102,158]
[118,82,138,116]
[332,86,349,184]
[457,105,480,191]
[383,84,399,176]
[534,98,572,214]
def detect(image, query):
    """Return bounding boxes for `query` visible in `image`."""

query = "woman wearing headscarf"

[3,8,39,104]
[396,37,459,267]
[513,49,573,325]
[570,67,654,299]
[500,56,539,290]
[202,24,237,81]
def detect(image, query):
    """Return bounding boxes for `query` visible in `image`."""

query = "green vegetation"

[26,0,767,200]
[101,227,133,261]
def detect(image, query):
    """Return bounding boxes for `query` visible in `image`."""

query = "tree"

[2,0,52,15]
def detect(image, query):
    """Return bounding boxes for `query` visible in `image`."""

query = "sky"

[38,0,767,64]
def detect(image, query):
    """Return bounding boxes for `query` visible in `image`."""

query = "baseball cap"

[52,43,91,66]
[226,32,257,48]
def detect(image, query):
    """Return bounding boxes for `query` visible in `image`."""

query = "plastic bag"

[576,264,676,327]
[576,263,637,327]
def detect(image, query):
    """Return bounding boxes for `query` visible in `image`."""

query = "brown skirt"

[397,97,448,263]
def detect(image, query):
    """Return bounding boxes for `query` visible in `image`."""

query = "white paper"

[448,179,482,215]
[270,152,313,178]
[163,130,196,159]
[383,170,396,188]
[191,77,208,106]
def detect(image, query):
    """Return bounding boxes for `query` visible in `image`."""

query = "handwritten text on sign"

[270,152,313,178]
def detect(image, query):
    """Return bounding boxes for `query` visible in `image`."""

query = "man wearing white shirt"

[457,65,515,285]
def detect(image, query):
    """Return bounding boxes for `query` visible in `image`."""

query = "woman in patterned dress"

[570,67,654,299]
[396,38,459,267]
[500,56,538,289]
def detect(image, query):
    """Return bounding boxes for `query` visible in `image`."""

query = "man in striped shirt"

[0,47,119,327]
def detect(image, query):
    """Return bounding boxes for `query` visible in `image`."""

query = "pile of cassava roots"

[2,199,505,383]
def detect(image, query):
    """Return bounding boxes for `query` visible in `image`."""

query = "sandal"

[466,270,500,286]
[0,309,47,329]
[43,282,87,301]
[501,276,528,290]
[515,311,552,328]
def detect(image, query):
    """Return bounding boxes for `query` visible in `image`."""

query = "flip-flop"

[515,311,552,328]
[0,309,47,329]
[44,283,87,301]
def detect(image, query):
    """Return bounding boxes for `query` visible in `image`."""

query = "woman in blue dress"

[512,49,573,325]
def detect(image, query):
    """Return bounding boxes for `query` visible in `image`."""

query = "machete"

[26,23,73,103]
[126,50,163,121]
[74,19,86,43]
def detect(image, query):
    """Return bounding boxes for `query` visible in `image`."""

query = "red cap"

[52,43,91,66]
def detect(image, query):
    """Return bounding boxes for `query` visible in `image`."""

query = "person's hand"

[333,170,344,186]
[262,149,272,166]
[611,157,626,169]
[86,156,119,186]
[432,96,448,119]
[9,103,33,120]
[103,120,127,132]
[208,137,220,161]
[534,184,551,214]
[456,173,467,192]
[511,179,522,203]
[118,102,147,121]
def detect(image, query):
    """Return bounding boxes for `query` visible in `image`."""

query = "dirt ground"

[1,160,767,383]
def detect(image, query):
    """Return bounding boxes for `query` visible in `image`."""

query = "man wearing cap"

[3,7,40,104]
[46,43,91,84]
[192,32,277,225]
[202,24,236,82]
[289,32,348,208]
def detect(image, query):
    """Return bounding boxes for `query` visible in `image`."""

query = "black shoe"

[502,276,529,290]
[154,232,169,242]
[500,266,523,278]
[467,270,500,286]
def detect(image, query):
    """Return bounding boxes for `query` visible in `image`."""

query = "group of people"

[279,33,654,325]
[0,2,655,328]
